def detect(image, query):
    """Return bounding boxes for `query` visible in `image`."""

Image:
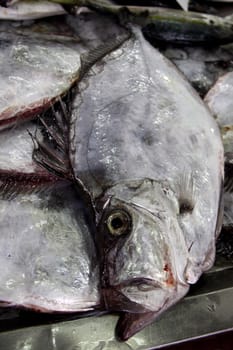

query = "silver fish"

[0,14,128,131]
[205,71,233,129]
[0,118,100,313]
[37,27,223,339]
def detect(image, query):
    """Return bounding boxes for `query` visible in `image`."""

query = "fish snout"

[101,278,175,313]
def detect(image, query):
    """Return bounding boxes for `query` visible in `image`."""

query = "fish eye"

[106,209,131,236]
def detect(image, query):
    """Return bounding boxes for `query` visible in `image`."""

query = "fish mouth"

[101,278,162,313]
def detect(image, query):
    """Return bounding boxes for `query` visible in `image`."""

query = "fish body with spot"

[68,27,224,339]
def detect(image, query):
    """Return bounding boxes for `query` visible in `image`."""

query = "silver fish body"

[205,71,233,129]
[0,22,81,130]
[0,121,100,312]
[69,27,223,338]
[0,182,100,312]
[0,13,128,131]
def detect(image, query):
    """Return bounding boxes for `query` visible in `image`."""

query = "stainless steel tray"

[0,254,232,350]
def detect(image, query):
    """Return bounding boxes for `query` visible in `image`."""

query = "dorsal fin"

[79,31,131,80]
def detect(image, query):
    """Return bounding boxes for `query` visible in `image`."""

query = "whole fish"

[36,26,224,339]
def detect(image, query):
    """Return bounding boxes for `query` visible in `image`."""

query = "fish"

[36,26,224,339]
[0,13,129,131]
[0,181,100,313]
[0,105,100,313]
[0,22,81,130]
[205,71,233,129]
[0,120,61,196]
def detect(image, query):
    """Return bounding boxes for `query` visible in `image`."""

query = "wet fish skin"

[205,71,233,129]
[67,27,223,338]
[0,13,129,131]
[0,97,100,313]
[0,182,100,312]
[0,25,82,130]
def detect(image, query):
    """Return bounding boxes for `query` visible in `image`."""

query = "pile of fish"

[0,0,232,343]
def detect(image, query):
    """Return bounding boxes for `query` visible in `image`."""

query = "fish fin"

[116,311,157,341]
[31,97,73,181]
[0,170,62,200]
[176,0,189,11]
[79,30,131,79]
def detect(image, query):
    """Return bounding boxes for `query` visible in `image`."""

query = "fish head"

[96,179,190,314]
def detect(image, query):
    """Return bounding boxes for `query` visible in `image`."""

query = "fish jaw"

[102,278,189,315]
[115,282,190,341]
[96,179,190,313]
